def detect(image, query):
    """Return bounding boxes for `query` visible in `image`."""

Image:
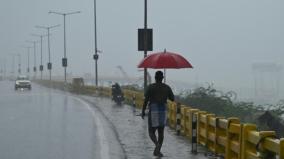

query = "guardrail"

[36,80,284,159]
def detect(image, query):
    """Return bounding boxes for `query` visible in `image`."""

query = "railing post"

[280,138,284,159]
[225,118,241,159]
[241,124,257,159]
[132,94,136,107]
[132,94,136,113]
[188,109,199,140]
[176,102,181,135]
[191,111,198,154]
[258,131,277,159]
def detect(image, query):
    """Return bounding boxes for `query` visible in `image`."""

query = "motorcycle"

[111,83,124,105]
[113,94,124,105]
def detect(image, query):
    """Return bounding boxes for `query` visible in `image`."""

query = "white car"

[15,75,31,90]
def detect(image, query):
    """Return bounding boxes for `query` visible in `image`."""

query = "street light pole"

[17,54,21,75]
[93,0,99,86]
[27,48,30,74]
[31,34,47,80]
[1,57,7,79]
[36,24,60,81]
[11,54,15,77]
[26,40,38,79]
[33,42,36,79]
[11,54,19,77]
[48,28,51,80]
[144,0,148,90]
[63,14,66,83]
[3,58,6,79]
[23,46,31,77]
[49,11,81,83]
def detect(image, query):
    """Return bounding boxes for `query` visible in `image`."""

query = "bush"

[177,84,262,123]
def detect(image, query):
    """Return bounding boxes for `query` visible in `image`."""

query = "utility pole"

[36,24,60,81]
[3,57,6,79]
[31,34,47,80]
[138,0,152,91]
[17,54,21,75]
[26,40,38,79]
[11,54,15,77]
[0,58,3,79]
[23,46,31,78]
[144,0,148,90]
[49,10,81,83]
[93,0,99,86]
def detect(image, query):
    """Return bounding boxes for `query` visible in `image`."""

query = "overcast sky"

[1,0,284,93]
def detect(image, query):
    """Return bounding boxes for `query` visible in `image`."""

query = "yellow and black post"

[191,111,198,154]
[132,94,136,107]
[176,103,181,135]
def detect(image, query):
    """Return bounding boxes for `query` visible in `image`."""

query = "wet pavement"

[0,80,208,159]
[81,96,208,159]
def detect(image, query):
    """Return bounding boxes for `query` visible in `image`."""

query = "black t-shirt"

[145,82,174,105]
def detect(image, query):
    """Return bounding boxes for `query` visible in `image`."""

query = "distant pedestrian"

[141,71,175,157]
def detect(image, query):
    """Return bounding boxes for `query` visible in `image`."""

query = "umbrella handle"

[164,69,166,83]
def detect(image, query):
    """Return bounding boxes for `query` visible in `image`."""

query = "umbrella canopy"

[138,50,193,69]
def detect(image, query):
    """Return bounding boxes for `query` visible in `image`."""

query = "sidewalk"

[81,95,208,159]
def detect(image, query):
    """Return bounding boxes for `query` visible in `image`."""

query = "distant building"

[252,62,282,104]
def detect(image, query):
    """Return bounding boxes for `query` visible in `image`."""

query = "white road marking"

[73,97,110,159]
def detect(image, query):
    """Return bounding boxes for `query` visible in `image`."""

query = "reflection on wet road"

[0,81,124,159]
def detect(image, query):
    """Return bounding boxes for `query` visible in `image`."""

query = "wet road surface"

[0,80,207,159]
[0,81,124,159]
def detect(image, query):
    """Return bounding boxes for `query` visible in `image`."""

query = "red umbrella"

[138,49,193,82]
[138,50,193,69]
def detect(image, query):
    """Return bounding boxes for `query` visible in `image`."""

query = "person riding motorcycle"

[111,83,124,103]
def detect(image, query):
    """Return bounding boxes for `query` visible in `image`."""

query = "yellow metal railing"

[94,87,284,159]
[241,124,284,159]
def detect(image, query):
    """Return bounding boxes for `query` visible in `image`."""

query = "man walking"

[141,71,175,157]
